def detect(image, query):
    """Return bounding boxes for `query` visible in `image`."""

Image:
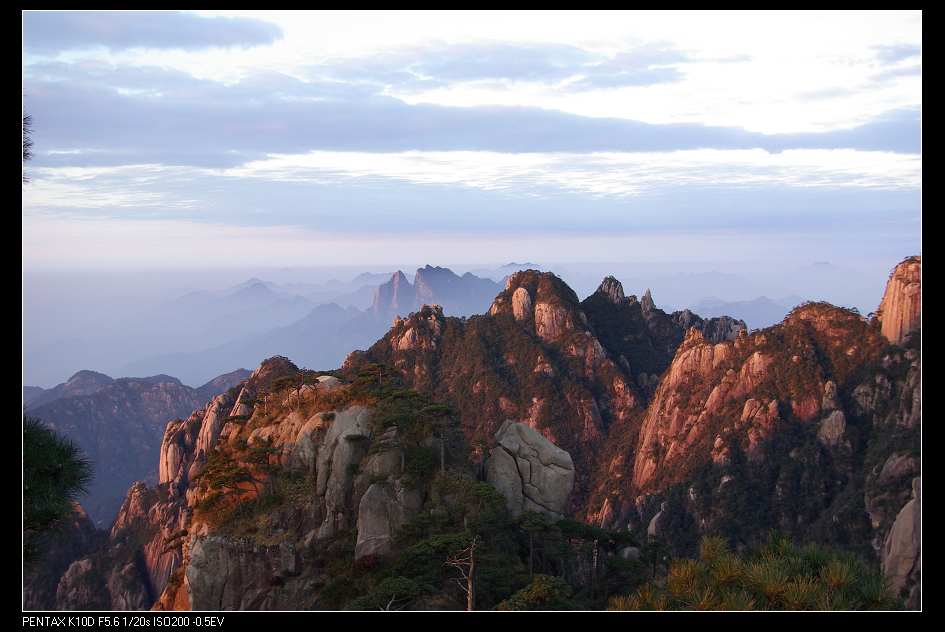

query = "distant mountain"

[371,265,503,320]
[23,385,45,406]
[25,368,250,526]
[25,370,115,409]
[122,303,378,386]
[690,295,802,329]
[121,266,504,386]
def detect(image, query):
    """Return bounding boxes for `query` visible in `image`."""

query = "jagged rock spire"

[641,288,655,313]
[596,276,625,304]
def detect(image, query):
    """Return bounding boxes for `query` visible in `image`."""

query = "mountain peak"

[641,288,655,313]
[596,276,626,304]
[372,270,413,317]
[66,369,114,385]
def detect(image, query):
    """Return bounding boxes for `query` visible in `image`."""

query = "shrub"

[497,574,573,610]
[608,535,898,611]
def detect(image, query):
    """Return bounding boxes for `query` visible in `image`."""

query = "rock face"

[882,477,921,608]
[877,256,921,345]
[26,369,249,525]
[511,287,533,321]
[23,505,104,610]
[315,406,372,539]
[486,421,575,518]
[625,303,883,493]
[354,482,422,560]
[372,271,413,318]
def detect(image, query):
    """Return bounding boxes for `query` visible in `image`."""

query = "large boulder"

[354,482,422,560]
[485,421,575,518]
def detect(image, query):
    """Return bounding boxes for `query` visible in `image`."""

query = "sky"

[21,10,922,268]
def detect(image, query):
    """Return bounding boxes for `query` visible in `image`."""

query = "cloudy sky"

[22,10,921,268]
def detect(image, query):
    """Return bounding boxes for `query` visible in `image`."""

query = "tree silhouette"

[23,417,93,564]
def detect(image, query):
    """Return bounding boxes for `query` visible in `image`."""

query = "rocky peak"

[390,304,445,351]
[489,270,582,334]
[66,370,115,389]
[596,276,626,304]
[877,256,921,345]
[249,356,300,390]
[641,289,655,314]
[413,265,452,302]
[372,270,413,317]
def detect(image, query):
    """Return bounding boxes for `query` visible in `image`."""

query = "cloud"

[872,65,921,81]
[874,44,921,63]
[23,62,921,171]
[23,10,283,53]
[306,41,685,90]
[221,148,921,197]
[23,148,919,243]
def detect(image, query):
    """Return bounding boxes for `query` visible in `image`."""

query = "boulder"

[485,421,574,518]
[354,482,422,560]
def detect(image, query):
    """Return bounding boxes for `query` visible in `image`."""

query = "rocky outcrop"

[354,482,422,560]
[486,421,575,518]
[626,302,885,493]
[877,256,921,345]
[882,477,920,608]
[511,287,532,321]
[23,504,104,610]
[315,406,372,539]
[597,276,625,304]
[26,368,249,525]
[186,536,308,610]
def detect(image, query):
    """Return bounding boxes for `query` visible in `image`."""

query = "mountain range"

[122,266,504,386]
[24,256,921,611]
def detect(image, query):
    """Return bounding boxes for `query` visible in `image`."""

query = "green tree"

[23,417,93,564]
[609,534,898,611]
[497,574,573,610]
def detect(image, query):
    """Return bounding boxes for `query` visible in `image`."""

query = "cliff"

[26,369,251,525]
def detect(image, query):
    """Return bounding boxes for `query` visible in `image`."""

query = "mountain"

[37,257,920,610]
[24,385,47,406]
[123,303,377,386]
[25,368,251,526]
[121,266,498,386]
[354,271,746,511]
[690,295,802,329]
[371,266,503,320]
[25,370,115,409]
